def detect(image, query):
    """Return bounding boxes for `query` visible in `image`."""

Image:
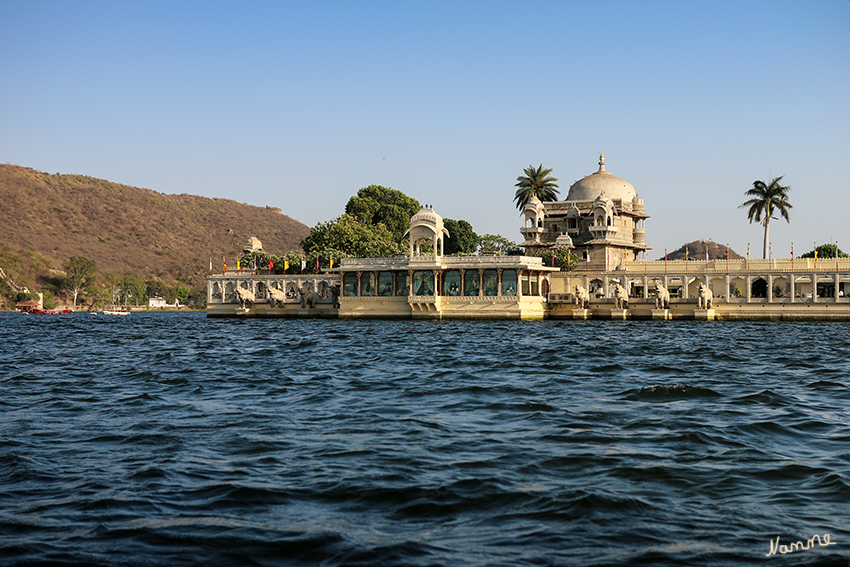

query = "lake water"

[1,312,848,566]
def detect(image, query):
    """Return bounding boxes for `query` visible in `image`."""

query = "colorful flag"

[237,259,240,270]
[330,258,334,269]
[209,258,212,275]
[284,260,289,271]
[686,247,689,261]
[269,261,273,275]
[223,257,227,273]
[301,260,306,273]
[316,257,320,272]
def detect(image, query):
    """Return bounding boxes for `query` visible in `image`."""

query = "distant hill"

[0,164,309,290]
[661,240,744,261]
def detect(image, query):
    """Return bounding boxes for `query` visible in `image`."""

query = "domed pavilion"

[520,153,650,269]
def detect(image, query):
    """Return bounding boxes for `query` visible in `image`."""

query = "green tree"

[537,247,579,271]
[739,175,792,260]
[443,219,478,255]
[42,290,57,310]
[345,185,420,241]
[801,244,848,259]
[513,164,559,209]
[62,256,97,308]
[119,274,147,306]
[176,285,190,304]
[477,234,523,256]
[301,214,395,258]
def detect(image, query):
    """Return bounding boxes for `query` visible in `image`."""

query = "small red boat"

[25,308,74,315]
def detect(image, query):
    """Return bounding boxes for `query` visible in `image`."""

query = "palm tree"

[513,164,559,209]
[739,175,792,259]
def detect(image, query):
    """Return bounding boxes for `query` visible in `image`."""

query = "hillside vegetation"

[0,164,309,291]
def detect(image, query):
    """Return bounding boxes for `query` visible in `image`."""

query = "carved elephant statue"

[574,285,590,309]
[299,284,318,308]
[698,283,714,309]
[613,283,629,309]
[654,283,670,310]
[268,286,286,308]
[236,286,255,308]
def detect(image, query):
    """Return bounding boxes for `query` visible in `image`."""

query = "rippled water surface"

[2,312,849,566]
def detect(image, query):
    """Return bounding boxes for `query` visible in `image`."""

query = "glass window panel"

[378,272,394,296]
[483,269,499,296]
[413,271,435,296]
[530,274,538,296]
[521,274,530,295]
[464,271,479,296]
[443,270,461,296]
[362,272,376,296]
[502,270,517,296]
[343,273,358,296]
[395,272,409,296]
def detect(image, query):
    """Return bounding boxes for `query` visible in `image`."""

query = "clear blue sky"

[2,1,848,258]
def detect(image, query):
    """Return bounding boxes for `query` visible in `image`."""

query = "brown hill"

[661,240,744,261]
[0,164,309,290]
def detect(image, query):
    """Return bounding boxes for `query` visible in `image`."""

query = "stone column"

[835,273,841,303]
[746,275,752,302]
[497,269,503,296]
[408,270,414,297]
[603,275,609,298]
[724,274,730,303]
[813,275,818,303]
[790,274,795,303]
[768,274,774,303]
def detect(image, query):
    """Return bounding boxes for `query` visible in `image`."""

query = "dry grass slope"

[0,164,309,289]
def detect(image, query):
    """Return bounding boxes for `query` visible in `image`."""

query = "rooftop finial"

[598,152,606,172]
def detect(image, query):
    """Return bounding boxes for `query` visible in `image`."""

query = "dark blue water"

[1,312,848,566]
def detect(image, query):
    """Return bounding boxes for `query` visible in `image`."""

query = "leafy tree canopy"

[62,256,97,307]
[477,234,523,256]
[443,219,478,255]
[800,244,848,259]
[535,247,579,271]
[301,214,395,258]
[345,185,420,241]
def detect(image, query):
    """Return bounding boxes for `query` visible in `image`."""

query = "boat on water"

[102,309,131,316]
[24,309,74,315]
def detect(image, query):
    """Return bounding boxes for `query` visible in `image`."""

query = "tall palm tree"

[514,164,559,209]
[739,175,792,259]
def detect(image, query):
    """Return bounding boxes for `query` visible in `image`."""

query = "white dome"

[566,153,636,202]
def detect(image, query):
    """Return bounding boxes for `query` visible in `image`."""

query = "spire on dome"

[598,152,606,172]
